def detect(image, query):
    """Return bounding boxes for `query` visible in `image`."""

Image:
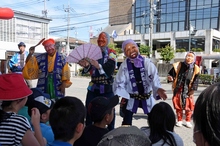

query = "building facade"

[104,0,220,69]
[0,10,51,73]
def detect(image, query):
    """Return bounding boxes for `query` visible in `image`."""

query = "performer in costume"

[22,38,72,100]
[113,39,167,125]
[78,32,117,130]
[167,51,200,128]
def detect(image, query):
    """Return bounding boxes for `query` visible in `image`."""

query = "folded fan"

[66,43,102,63]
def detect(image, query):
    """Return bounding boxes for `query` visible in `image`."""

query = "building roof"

[101,24,131,36]
[14,10,52,21]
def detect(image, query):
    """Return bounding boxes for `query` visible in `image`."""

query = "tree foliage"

[159,45,175,63]
[139,44,151,57]
[108,43,123,56]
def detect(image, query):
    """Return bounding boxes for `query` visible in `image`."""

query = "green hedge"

[199,74,214,84]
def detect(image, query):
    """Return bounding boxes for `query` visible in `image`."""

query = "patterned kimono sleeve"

[22,56,39,79]
[112,62,130,99]
[61,63,72,88]
[146,59,162,100]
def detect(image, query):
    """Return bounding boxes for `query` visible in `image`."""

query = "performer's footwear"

[186,122,192,128]
[176,121,183,127]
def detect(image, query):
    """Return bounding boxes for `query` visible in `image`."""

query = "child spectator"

[27,88,54,146]
[0,73,45,146]
[141,102,183,146]
[193,82,220,146]
[97,125,151,146]
[74,95,119,146]
[49,96,86,146]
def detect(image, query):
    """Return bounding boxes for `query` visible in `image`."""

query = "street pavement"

[32,76,208,146]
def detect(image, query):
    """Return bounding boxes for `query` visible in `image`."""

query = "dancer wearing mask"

[167,51,200,128]
[113,39,167,125]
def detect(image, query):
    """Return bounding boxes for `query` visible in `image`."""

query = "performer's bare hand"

[78,59,89,68]
[167,76,173,82]
[157,88,167,100]
[90,59,100,69]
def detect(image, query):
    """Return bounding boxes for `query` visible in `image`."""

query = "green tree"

[139,44,151,57]
[159,44,175,63]
[108,43,123,56]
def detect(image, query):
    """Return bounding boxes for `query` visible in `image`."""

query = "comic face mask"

[124,43,139,59]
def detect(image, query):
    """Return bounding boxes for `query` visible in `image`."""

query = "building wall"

[0,10,51,44]
[109,0,133,25]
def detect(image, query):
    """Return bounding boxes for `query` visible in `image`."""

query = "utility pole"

[64,1,70,56]
[42,0,48,17]
[149,0,154,58]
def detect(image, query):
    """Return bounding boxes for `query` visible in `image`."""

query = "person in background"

[78,32,117,130]
[202,66,208,74]
[74,95,119,146]
[167,51,200,128]
[9,42,28,73]
[8,42,32,87]
[27,88,54,146]
[193,82,220,146]
[113,39,167,126]
[49,96,86,146]
[22,38,72,100]
[141,102,183,146]
[0,73,45,146]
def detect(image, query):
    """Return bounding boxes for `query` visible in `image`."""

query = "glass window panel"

[136,0,141,7]
[197,0,204,9]
[166,23,171,32]
[190,10,196,20]
[135,26,140,34]
[173,22,178,31]
[212,0,219,7]
[211,18,217,29]
[196,19,203,30]
[136,8,141,17]
[203,8,211,18]
[173,13,178,21]
[160,14,166,23]
[211,7,218,17]
[179,21,184,31]
[161,0,166,4]
[161,4,166,14]
[179,12,185,21]
[166,13,172,22]
[167,3,172,13]
[160,24,165,32]
[179,1,185,11]
[172,2,179,13]
[204,0,211,8]
[203,19,210,29]
[196,9,203,19]
[190,0,197,10]
[135,17,141,25]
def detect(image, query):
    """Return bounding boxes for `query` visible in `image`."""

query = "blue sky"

[1,0,109,42]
